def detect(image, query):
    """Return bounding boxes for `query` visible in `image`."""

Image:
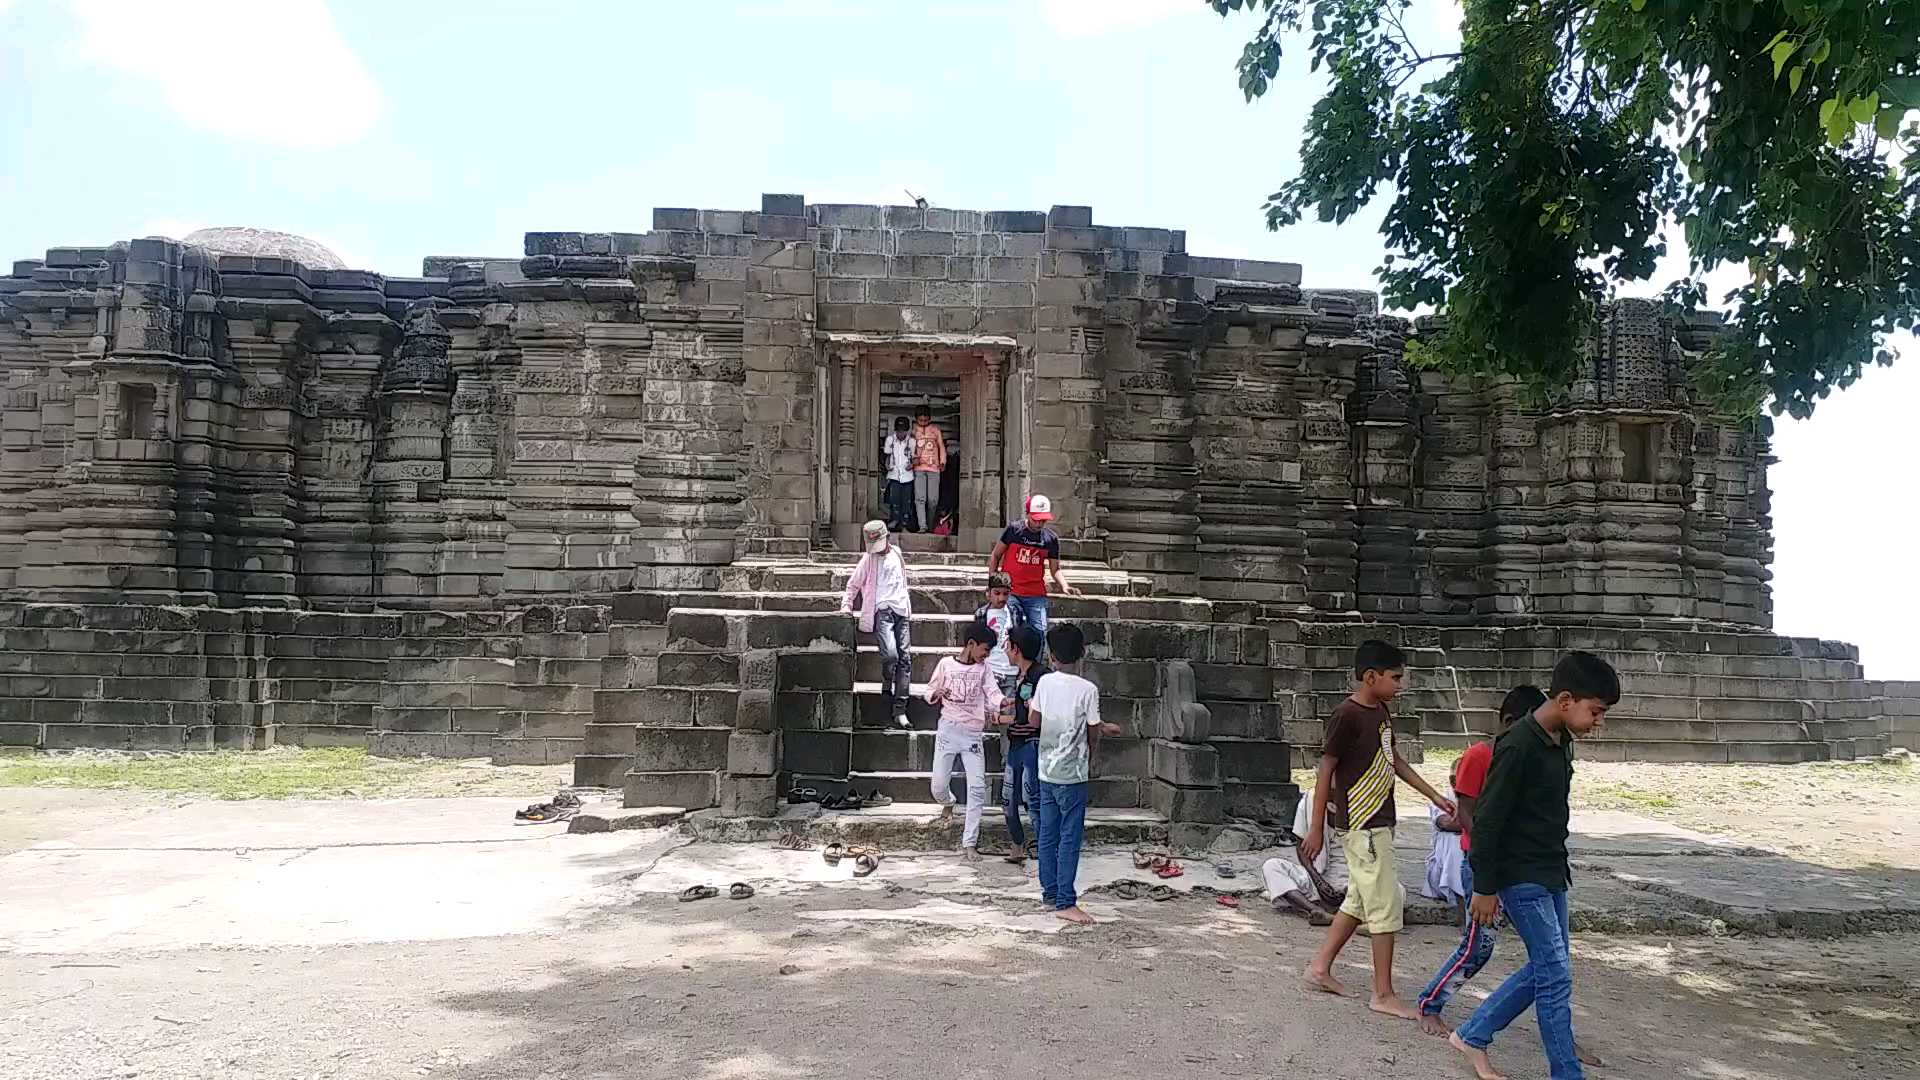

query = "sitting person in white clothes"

[1424,757,1470,913]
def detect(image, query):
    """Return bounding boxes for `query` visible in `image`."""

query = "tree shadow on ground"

[431,843,1920,1080]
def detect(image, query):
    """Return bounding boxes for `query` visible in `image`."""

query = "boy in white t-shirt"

[1028,623,1122,925]
[975,572,1020,698]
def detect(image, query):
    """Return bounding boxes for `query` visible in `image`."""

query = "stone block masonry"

[0,197,1909,781]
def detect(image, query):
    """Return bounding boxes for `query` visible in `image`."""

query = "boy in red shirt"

[987,493,1076,637]
[1415,684,1543,1033]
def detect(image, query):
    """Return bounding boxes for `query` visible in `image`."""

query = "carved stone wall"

[0,200,1823,763]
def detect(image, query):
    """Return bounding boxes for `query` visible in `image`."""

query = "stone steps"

[779,803,1166,852]
[833,770,1146,809]
[581,552,1286,819]
[615,587,1203,623]
[716,562,1150,599]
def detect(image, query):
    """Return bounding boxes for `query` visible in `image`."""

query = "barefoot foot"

[1576,1042,1604,1068]
[960,845,980,863]
[1370,994,1421,1021]
[1449,1032,1507,1080]
[1301,965,1348,996]
[1055,905,1096,925]
[1420,1011,1451,1037]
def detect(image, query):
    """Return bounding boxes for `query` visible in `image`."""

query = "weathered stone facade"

[1,196,1914,817]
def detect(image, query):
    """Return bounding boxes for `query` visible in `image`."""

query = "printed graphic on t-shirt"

[982,605,1016,676]
[1033,671,1101,785]
[998,524,1059,598]
[912,426,944,471]
[1344,724,1394,830]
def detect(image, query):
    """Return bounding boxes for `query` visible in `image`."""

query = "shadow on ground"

[427,839,1920,1080]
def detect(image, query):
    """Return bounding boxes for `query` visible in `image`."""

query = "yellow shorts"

[1337,826,1405,934]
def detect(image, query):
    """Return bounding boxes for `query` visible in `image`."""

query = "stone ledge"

[565,802,686,834]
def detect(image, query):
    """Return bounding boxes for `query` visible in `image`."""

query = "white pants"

[1263,845,1349,904]
[931,726,987,848]
[1264,797,1349,903]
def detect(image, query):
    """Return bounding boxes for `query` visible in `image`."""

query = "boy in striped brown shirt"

[1300,639,1455,1019]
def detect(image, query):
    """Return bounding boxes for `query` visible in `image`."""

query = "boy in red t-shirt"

[987,493,1076,638]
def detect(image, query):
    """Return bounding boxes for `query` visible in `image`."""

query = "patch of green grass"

[1576,783,1676,811]
[0,748,554,800]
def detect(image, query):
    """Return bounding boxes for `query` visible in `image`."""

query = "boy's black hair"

[986,571,1012,592]
[894,415,910,429]
[964,622,999,650]
[1352,638,1407,679]
[1045,622,1086,665]
[1499,684,1548,726]
[1007,625,1043,663]
[1549,651,1622,705]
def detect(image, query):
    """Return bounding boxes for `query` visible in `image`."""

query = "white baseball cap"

[1024,493,1053,522]
[862,519,890,553]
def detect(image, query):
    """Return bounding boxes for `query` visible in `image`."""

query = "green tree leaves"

[1215,0,1920,419]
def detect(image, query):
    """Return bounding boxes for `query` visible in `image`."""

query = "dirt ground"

[2,875,1915,1080]
[2,752,1916,1080]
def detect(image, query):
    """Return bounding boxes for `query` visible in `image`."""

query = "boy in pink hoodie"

[840,519,912,727]
[926,623,1006,860]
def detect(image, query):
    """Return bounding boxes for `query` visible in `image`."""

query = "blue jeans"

[1034,779,1089,909]
[884,479,913,525]
[1418,861,1497,1017]
[1002,740,1038,847]
[1018,595,1049,638]
[872,607,911,705]
[1456,883,1581,1080]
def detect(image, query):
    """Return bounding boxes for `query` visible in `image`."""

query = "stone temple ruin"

[1,197,1915,832]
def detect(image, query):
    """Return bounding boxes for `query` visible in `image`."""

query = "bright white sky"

[0,0,1912,674]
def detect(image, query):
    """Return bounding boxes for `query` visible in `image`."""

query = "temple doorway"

[824,334,1022,553]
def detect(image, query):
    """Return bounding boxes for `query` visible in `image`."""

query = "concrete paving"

[0,797,667,953]
[2,796,1914,956]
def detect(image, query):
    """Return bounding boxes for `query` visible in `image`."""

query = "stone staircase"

[572,550,1295,831]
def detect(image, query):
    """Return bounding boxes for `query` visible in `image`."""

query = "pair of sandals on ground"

[769,831,886,877]
[678,882,757,902]
[513,790,582,823]
[1106,849,1250,909]
[786,786,894,811]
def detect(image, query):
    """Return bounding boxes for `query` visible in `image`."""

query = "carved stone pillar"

[831,346,857,542]
[370,304,452,607]
[981,351,1005,538]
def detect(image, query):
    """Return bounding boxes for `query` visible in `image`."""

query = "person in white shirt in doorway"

[881,415,916,532]
[840,519,914,727]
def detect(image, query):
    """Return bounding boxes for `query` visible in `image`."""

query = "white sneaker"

[893,709,910,728]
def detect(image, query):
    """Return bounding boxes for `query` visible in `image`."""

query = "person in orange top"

[909,404,947,533]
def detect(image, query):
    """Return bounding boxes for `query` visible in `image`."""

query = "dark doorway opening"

[878,374,960,535]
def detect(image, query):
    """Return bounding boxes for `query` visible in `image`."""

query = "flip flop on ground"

[678,885,719,902]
